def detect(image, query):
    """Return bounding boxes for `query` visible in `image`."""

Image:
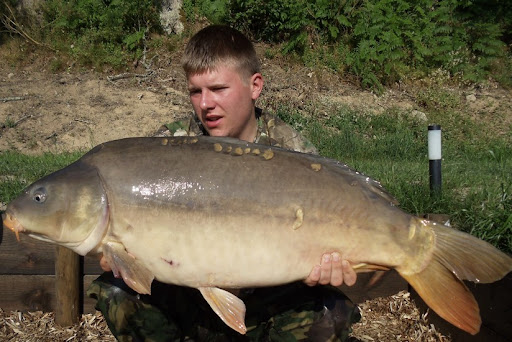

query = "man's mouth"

[204,115,223,129]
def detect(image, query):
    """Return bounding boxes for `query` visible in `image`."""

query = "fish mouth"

[2,211,24,242]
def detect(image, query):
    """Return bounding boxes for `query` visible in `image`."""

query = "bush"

[41,0,162,69]
[226,0,510,91]
[0,1,15,45]
[182,0,228,24]
[4,0,510,87]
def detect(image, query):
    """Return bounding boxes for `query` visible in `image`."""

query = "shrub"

[226,0,510,90]
[182,0,228,24]
[41,0,162,69]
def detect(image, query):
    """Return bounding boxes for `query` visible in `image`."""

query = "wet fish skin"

[3,136,512,335]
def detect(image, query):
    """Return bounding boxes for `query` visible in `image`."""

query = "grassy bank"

[0,151,82,206]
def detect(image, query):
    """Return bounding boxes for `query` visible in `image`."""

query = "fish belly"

[111,203,410,288]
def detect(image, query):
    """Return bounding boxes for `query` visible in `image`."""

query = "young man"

[90,25,359,341]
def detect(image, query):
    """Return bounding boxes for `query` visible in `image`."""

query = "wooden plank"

[0,229,106,275]
[0,231,56,274]
[0,274,102,314]
[84,255,105,274]
[0,275,55,312]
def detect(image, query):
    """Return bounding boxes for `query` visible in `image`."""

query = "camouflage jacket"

[156,108,318,155]
[88,274,360,342]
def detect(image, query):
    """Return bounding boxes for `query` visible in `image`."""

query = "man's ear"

[250,73,264,100]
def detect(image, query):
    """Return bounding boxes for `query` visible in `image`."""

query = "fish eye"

[32,188,47,203]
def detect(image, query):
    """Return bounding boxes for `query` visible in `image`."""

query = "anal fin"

[199,287,247,334]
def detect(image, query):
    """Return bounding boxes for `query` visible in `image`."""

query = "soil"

[0,42,511,341]
[1,43,511,155]
[0,44,415,155]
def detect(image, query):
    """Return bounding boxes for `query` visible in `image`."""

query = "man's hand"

[99,254,113,273]
[304,252,357,287]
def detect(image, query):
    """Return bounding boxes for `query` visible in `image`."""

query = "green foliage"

[0,1,10,44]
[416,87,461,111]
[182,0,228,24]
[278,105,426,162]
[3,0,510,83]
[460,0,512,45]
[4,0,508,83]
[225,0,510,90]
[228,0,351,50]
[0,0,27,45]
[491,50,512,88]
[448,164,512,252]
[41,0,161,69]
[0,151,82,203]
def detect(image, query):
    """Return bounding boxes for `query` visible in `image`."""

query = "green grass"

[277,104,512,253]
[0,151,83,204]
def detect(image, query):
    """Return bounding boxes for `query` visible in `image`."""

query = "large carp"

[2,136,511,335]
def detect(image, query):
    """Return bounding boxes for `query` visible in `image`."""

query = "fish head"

[2,161,109,255]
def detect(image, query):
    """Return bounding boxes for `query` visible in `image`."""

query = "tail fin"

[400,222,512,335]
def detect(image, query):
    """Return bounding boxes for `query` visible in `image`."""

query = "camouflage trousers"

[88,273,360,342]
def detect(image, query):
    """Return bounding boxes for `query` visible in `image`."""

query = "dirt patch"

[3,57,510,156]
[0,70,190,154]
[0,42,432,155]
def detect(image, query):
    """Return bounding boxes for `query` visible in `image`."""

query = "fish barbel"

[2,136,511,335]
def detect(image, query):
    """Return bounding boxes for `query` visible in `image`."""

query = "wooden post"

[55,246,80,326]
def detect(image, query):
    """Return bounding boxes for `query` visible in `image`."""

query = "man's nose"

[200,90,214,110]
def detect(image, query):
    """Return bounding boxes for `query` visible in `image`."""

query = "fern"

[223,0,510,88]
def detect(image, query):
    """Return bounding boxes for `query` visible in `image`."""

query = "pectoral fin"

[102,241,154,294]
[199,287,247,334]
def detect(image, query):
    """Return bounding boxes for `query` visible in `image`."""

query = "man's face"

[187,64,263,142]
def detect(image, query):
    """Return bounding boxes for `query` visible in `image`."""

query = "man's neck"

[237,116,258,142]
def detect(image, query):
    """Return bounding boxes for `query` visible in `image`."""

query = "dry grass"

[0,309,115,342]
[0,291,450,341]
[351,291,450,342]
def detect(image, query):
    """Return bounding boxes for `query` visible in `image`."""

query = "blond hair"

[182,25,261,80]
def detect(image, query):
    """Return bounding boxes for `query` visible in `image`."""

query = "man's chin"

[207,128,229,137]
